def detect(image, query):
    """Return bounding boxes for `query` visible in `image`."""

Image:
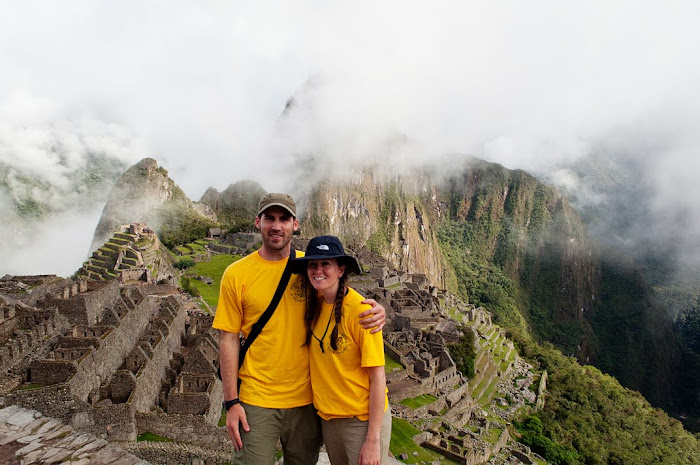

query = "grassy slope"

[183,254,239,307]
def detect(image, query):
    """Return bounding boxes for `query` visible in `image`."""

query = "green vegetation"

[180,276,200,298]
[399,394,438,409]
[184,254,240,306]
[437,220,525,330]
[174,258,195,269]
[514,415,580,464]
[510,330,700,464]
[390,418,448,463]
[157,203,217,249]
[16,383,43,391]
[385,353,403,373]
[447,326,476,378]
[137,432,173,442]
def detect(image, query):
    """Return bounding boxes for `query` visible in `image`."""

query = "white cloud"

[1,0,699,275]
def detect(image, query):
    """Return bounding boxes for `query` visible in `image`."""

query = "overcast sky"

[1,1,699,276]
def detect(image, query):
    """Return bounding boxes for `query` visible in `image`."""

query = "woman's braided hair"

[303,264,348,350]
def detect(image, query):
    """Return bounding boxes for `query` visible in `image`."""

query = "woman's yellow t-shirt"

[309,287,388,421]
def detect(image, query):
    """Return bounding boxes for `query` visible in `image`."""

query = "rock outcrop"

[90,158,216,252]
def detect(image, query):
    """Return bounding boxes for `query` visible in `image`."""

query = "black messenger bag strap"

[238,246,296,369]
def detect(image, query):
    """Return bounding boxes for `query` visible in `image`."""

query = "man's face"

[255,206,299,252]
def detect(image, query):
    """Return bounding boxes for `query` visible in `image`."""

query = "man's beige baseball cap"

[257,193,297,217]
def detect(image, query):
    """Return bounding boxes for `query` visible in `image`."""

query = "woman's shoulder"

[344,287,371,313]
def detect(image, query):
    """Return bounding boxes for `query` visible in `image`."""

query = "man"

[213,193,386,465]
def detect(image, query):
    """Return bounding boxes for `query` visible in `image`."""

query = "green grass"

[385,353,403,374]
[485,427,503,444]
[137,432,173,442]
[479,377,501,406]
[390,418,439,463]
[17,383,43,391]
[186,242,207,252]
[185,254,240,306]
[390,417,460,464]
[399,394,438,409]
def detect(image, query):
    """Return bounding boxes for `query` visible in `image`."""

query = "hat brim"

[257,203,296,217]
[290,255,362,276]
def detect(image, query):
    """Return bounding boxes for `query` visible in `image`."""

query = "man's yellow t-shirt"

[212,249,312,408]
[309,287,388,421]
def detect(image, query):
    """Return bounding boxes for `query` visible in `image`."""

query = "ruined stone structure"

[78,223,172,284]
[208,232,262,256]
[1,274,228,461]
[0,232,544,464]
[359,264,543,464]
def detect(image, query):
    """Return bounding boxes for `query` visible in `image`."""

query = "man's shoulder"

[222,250,261,277]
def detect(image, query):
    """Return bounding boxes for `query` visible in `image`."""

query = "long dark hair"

[303,271,349,351]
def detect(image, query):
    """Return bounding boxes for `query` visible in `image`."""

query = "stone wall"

[92,402,136,440]
[136,411,231,451]
[29,360,77,384]
[127,296,187,413]
[536,370,547,410]
[66,292,159,402]
[167,373,222,424]
[446,383,471,407]
[401,398,447,421]
[7,383,92,427]
[42,280,120,325]
[0,307,70,373]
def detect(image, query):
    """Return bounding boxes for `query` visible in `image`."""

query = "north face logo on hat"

[317,245,330,250]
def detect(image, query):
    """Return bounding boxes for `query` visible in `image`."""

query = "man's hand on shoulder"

[359,298,386,333]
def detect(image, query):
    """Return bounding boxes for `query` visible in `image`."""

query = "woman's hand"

[359,437,381,465]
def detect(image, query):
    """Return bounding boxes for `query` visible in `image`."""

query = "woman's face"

[307,258,346,299]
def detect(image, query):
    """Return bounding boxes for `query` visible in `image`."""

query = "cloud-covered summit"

[1,1,698,276]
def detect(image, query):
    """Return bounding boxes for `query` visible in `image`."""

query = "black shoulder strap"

[238,246,296,368]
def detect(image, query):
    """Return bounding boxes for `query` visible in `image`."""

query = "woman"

[291,235,391,465]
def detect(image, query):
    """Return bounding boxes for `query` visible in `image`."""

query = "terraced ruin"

[0,230,547,464]
[78,224,173,284]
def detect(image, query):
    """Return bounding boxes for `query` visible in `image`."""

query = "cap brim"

[290,255,362,276]
[258,203,296,217]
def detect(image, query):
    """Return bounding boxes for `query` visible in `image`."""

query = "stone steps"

[111,237,132,246]
[121,257,139,267]
[119,439,231,464]
[115,232,138,242]
[104,242,124,252]
[0,405,149,465]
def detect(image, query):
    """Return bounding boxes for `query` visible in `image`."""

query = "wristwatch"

[223,398,241,411]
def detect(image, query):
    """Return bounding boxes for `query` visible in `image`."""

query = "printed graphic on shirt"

[290,278,306,302]
[328,331,349,355]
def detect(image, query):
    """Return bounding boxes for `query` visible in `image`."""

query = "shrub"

[175,259,195,270]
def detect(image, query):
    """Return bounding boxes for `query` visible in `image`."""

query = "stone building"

[2,275,226,452]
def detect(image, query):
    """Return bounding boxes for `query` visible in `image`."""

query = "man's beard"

[263,233,290,251]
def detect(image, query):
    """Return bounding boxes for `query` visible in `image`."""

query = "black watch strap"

[223,398,240,411]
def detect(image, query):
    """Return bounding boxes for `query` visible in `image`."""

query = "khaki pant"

[231,402,322,465]
[321,407,392,465]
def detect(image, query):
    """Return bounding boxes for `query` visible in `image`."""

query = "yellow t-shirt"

[212,249,312,408]
[309,287,388,421]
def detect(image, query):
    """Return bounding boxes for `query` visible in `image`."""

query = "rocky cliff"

[199,179,266,230]
[93,155,681,411]
[90,158,217,251]
[300,157,678,408]
[301,169,448,288]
